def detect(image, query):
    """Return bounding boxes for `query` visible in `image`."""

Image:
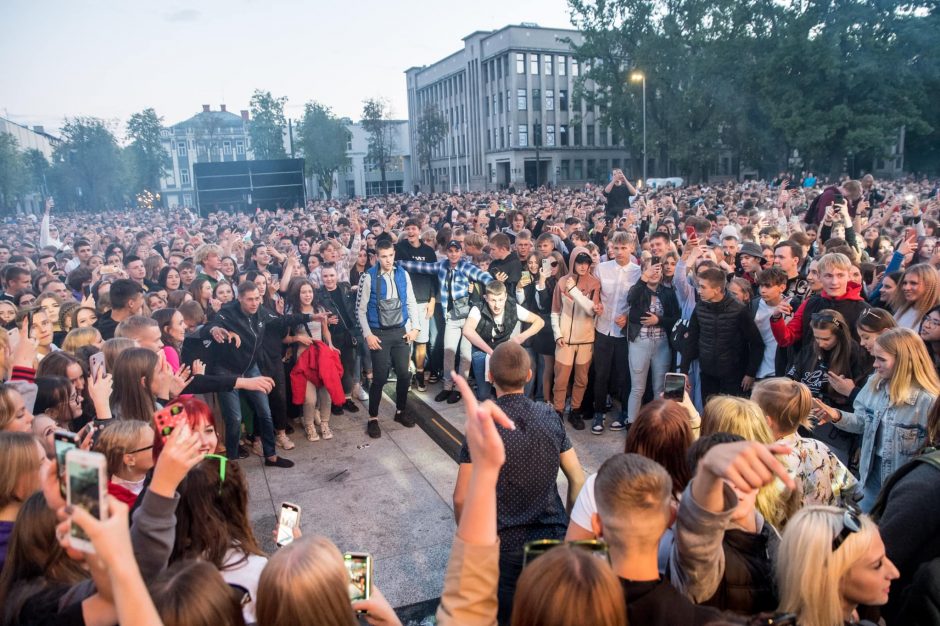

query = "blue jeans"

[627,335,671,422]
[217,364,276,460]
[525,346,543,400]
[471,348,494,401]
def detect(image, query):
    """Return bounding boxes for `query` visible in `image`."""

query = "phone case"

[153,404,187,442]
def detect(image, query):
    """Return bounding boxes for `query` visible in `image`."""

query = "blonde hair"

[256,535,357,626]
[94,420,151,477]
[751,378,813,434]
[777,506,879,626]
[594,453,673,551]
[876,327,940,405]
[102,337,137,371]
[62,327,102,353]
[511,546,627,626]
[701,396,790,527]
[890,263,940,322]
[0,432,43,510]
[816,252,852,274]
[0,384,23,432]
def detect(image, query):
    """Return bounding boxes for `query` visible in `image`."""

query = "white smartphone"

[541,258,552,275]
[344,552,373,602]
[66,449,108,553]
[89,351,106,380]
[276,501,301,547]
[6,327,20,349]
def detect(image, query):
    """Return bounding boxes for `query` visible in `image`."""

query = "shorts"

[413,302,432,343]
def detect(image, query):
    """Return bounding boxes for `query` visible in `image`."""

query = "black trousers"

[700,371,745,402]
[261,357,289,431]
[497,550,525,626]
[368,327,412,416]
[593,332,629,413]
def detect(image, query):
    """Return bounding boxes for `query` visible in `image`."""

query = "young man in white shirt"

[754,267,789,379]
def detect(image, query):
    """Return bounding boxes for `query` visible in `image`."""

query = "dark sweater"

[621,578,722,626]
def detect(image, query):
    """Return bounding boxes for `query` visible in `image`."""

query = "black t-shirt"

[604,184,631,217]
[395,240,438,302]
[621,578,723,626]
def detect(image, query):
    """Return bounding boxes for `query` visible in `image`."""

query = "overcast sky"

[1,0,574,138]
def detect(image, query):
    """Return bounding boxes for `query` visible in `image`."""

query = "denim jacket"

[835,376,937,487]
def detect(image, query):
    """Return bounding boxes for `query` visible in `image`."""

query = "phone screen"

[276,504,300,547]
[54,432,78,479]
[663,373,686,401]
[68,456,103,543]
[344,553,371,601]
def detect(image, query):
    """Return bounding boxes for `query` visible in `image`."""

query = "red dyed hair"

[151,397,218,462]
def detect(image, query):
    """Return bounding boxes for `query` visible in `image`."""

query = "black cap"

[574,252,592,265]
[446,240,462,250]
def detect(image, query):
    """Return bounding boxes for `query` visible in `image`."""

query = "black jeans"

[260,356,289,431]
[700,370,745,401]
[497,550,525,626]
[593,332,629,417]
[368,327,412,416]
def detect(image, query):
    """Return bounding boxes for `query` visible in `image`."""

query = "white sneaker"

[304,425,320,442]
[276,432,295,450]
[356,385,370,401]
[321,424,334,440]
[251,439,263,457]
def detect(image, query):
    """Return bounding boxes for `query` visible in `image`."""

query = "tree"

[22,149,50,197]
[298,101,350,199]
[126,108,170,196]
[415,103,448,192]
[249,89,288,160]
[361,98,396,195]
[49,117,127,211]
[0,134,24,212]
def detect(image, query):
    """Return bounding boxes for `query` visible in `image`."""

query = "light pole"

[534,116,541,189]
[630,70,646,185]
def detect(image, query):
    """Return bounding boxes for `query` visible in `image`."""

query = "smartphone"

[906,227,917,240]
[541,258,552,275]
[344,552,373,602]
[25,310,33,340]
[875,263,887,274]
[153,403,187,443]
[833,191,844,204]
[650,256,661,266]
[66,449,108,553]
[276,502,301,547]
[89,351,106,380]
[271,273,281,282]
[685,226,697,240]
[54,430,79,496]
[6,327,20,348]
[663,373,687,401]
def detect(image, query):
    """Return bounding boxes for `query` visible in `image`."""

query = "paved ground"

[241,380,626,620]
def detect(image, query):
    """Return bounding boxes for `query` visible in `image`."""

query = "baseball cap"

[446,240,462,250]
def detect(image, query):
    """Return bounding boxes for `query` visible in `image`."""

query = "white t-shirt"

[466,303,532,339]
[221,550,268,624]
[754,299,782,379]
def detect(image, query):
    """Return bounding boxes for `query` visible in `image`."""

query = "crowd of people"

[1,169,939,625]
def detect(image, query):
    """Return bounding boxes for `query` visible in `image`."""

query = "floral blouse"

[776,431,858,507]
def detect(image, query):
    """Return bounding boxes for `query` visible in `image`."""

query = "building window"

[546,124,556,147]
[545,89,554,111]
[587,159,596,180]
[599,125,607,147]
[484,97,489,117]
[518,124,528,147]
[516,53,525,74]
[573,93,582,113]
[573,123,582,146]
[177,141,187,157]
[235,140,245,155]
[183,193,193,206]
[498,93,503,114]
[560,160,570,179]
[530,54,538,75]
[497,58,502,79]
[506,90,511,112]
[487,130,491,150]
[587,124,595,146]
[599,159,609,176]
[573,160,583,179]
[483,63,488,83]
[559,90,568,111]
[560,125,568,146]
[180,170,190,185]
[532,122,540,146]
[558,55,566,76]
[532,88,541,111]
[223,140,232,155]
[544,55,553,75]
[572,59,580,77]
[500,127,505,148]
[517,89,527,111]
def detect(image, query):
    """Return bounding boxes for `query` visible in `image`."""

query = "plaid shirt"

[397,259,493,313]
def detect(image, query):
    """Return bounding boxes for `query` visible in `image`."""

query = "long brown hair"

[111,347,159,421]
[809,308,854,376]
[172,457,264,570]
[149,560,246,626]
[624,399,693,495]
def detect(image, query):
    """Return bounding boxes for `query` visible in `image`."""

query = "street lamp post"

[534,116,541,189]
[630,71,646,185]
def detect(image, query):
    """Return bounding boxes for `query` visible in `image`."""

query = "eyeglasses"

[128,444,154,454]
[522,539,609,567]
[923,317,940,328]
[831,505,862,552]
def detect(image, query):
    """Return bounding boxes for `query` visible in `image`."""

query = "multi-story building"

[333,120,412,198]
[160,104,250,208]
[406,23,629,192]
[0,117,61,213]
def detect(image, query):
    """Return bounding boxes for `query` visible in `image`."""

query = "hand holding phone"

[66,449,108,553]
[663,373,687,401]
[153,403,187,444]
[344,552,373,602]
[276,502,301,547]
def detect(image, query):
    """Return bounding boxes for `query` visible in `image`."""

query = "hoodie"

[551,246,601,345]
[770,282,869,349]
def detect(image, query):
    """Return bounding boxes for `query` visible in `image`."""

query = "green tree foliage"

[568,0,938,179]
[49,117,127,211]
[126,108,170,196]
[415,103,448,192]
[0,134,25,211]
[298,101,350,199]
[249,90,288,160]
[361,98,395,194]
[23,149,50,197]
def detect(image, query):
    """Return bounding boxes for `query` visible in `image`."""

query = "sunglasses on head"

[832,504,862,552]
[811,313,840,326]
[522,539,609,567]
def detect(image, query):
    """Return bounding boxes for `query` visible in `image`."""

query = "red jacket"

[107,481,139,508]
[770,282,867,347]
[290,341,345,406]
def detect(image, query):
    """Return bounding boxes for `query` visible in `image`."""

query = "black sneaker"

[414,371,427,392]
[434,389,451,403]
[568,410,586,431]
[394,410,416,428]
[284,423,295,435]
[331,404,344,416]
[264,457,295,468]
[342,399,359,413]
[447,389,462,404]
[367,419,381,438]
[238,444,250,459]
[427,372,440,384]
